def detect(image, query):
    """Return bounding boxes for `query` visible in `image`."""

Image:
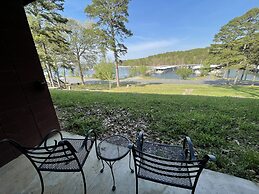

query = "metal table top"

[97,135,131,161]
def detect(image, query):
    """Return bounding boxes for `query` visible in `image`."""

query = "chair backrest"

[0,130,84,171]
[0,134,80,171]
[132,131,216,192]
[132,146,211,190]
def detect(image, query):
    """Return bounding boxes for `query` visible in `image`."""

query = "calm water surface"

[62,66,258,80]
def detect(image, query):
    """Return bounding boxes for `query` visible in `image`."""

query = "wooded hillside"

[123,47,209,66]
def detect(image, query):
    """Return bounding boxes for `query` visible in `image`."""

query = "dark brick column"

[0,0,60,167]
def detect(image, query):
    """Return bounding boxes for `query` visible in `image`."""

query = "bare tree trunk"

[42,43,54,87]
[49,65,55,87]
[224,63,230,85]
[240,69,245,81]
[234,70,240,85]
[111,26,120,87]
[56,70,61,88]
[244,69,248,81]
[45,63,54,87]
[44,63,52,86]
[240,64,248,81]
[252,65,258,86]
[63,68,67,87]
[227,69,230,84]
[77,54,85,85]
[115,59,120,87]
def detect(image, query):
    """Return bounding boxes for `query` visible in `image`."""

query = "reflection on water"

[228,69,258,80]
[118,66,194,79]
[150,71,196,79]
[60,66,258,80]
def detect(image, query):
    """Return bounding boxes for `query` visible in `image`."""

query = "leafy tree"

[243,33,259,84]
[85,0,133,87]
[208,8,259,84]
[206,43,244,83]
[25,0,69,87]
[51,44,75,88]
[66,19,100,85]
[129,65,148,77]
[175,68,193,80]
[94,60,115,89]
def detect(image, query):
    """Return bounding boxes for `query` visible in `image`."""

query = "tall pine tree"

[85,0,132,87]
[25,0,69,87]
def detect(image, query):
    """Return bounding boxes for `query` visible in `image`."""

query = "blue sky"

[63,0,259,60]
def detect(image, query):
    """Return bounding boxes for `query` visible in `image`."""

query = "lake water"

[228,69,258,80]
[62,66,258,80]
[108,66,194,79]
[120,67,258,80]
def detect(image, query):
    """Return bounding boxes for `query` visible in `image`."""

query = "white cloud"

[127,38,179,53]
[106,38,210,60]
[133,35,152,41]
[120,38,180,59]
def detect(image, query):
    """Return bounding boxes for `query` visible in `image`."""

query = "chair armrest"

[38,129,63,149]
[86,129,97,139]
[78,129,96,152]
[0,139,25,153]
[204,154,216,162]
[58,140,77,153]
[128,143,134,149]
[183,136,196,160]
[136,130,144,151]
[200,154,216,166]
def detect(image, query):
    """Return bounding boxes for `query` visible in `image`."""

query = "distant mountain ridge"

[123,47,210,66]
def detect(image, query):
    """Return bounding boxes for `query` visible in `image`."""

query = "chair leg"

[129,151,134,173]
[80,169,87,194]
[36,170,44,194]
[95,141,100,160]
[135,177,138,194]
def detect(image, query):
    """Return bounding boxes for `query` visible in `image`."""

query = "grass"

[50,84,259,182]
[108,84,259,98]
[70,83,259,99]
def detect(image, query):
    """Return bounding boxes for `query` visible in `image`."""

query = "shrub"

[175,67,193,79]
[129,65,148,77]
[94,60,115,89]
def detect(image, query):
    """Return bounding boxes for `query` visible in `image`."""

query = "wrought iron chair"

[0,129,96,194]
[130,131,216,194]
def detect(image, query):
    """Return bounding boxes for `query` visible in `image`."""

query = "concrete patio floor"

[0,132,258,194]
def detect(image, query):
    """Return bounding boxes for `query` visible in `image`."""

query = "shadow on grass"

[231,86,259,98]
[211,85,259,98]
[203,79,228,85]
[136,82,163,87]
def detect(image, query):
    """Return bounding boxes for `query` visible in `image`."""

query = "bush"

[129,65,148,77]
[94,60,115,89]
[175,68,193,79]
[94,61,115,80]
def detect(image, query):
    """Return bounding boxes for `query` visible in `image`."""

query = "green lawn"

[50,84,259,182]
[109,84,259,99]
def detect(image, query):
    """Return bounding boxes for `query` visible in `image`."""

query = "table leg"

[108,161,116,191]
[100,159,117,191]
[100,159,105,173]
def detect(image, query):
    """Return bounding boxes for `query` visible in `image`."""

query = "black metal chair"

[130,131,216,194]
[0,129,96,194]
